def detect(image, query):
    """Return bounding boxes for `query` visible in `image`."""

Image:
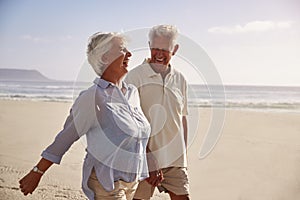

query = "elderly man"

[126,25,190,200]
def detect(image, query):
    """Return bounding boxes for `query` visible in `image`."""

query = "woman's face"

[105,37,132,76]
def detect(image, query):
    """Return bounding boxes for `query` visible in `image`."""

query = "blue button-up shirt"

[41,78,151,199]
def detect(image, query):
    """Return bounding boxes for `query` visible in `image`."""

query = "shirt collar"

[93,77,110,88]
[93,77,128,91]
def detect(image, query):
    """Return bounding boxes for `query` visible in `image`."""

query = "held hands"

[146,169,164,187]
[19,171,42,195]
[146,151,164,186]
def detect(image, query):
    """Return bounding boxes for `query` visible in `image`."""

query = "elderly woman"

[19,32,151,200]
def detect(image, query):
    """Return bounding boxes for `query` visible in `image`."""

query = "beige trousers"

[88,169,138,200]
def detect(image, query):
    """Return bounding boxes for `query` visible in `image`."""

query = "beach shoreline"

[0,99,299,199]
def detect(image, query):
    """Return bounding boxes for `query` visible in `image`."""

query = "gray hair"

[148,25,178,50]
[87,32,126,76]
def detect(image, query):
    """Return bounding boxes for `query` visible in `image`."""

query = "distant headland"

[0,68,52,81]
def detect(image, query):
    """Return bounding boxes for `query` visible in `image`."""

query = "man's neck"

[149,63,171,80]
[160,66,170,80]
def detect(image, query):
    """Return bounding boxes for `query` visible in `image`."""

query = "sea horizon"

[1,79,300,112]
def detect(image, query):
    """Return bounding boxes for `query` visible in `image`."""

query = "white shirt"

[125,61,188,169]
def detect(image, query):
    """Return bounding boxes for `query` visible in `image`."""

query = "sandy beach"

[0,99,299,199]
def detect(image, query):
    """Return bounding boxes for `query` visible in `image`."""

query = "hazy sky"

[0,0,299,86]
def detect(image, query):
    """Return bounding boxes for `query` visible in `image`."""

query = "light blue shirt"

[42,78,151,200]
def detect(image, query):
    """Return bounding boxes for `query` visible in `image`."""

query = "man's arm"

[182,116,188,148]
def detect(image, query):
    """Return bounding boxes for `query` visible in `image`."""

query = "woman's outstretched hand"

[19,158,53,195]
[19,171,42,195]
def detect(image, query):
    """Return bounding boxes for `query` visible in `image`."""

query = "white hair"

[87,32,126,76]
[148,24,178,50]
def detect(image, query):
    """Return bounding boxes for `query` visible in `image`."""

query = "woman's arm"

[19,90,96,196]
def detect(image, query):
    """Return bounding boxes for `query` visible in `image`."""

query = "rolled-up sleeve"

[42,89,96,164]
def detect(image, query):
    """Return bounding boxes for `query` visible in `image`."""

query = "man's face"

[149,36,174,69]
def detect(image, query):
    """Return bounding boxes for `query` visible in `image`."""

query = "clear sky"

[0,0,299,86]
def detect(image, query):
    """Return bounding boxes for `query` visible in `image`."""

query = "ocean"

[0,80,300,112]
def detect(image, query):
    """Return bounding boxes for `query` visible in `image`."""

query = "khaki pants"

[88,169,138,200]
